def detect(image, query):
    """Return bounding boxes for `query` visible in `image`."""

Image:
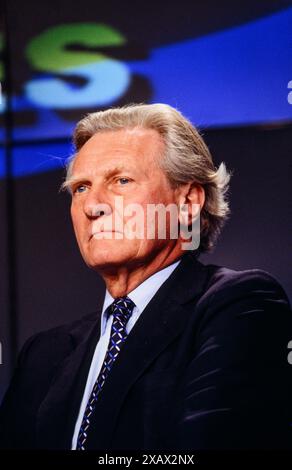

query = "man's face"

[70,127,182,271]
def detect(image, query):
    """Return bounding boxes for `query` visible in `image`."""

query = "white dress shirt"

[72,258,182,449]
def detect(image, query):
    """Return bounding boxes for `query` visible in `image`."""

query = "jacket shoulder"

[195,261,291,328]
[203,263,290,304]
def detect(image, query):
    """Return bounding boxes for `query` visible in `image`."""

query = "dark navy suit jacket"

[1,252,292,450]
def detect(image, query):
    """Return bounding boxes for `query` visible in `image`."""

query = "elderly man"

[0,103,291,451]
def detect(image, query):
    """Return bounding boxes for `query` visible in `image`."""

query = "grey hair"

[62,103,232,253]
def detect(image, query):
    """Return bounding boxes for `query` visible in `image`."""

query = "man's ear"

[177,182,205,226]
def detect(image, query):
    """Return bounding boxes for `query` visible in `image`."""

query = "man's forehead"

[72,134,163,175]
[72,148,147,171]
[70,162,135,179]
[82,126,162,147]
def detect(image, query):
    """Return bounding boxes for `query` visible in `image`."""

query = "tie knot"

[109,296,135,324]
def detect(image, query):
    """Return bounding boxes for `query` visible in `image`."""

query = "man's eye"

[74,185,87,194]
[117,177,130,185]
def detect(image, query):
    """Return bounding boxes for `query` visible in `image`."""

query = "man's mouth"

[90,230,123,239]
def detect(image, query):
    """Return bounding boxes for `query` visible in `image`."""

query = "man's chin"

[84,247,134,271]
[91,231,124,240]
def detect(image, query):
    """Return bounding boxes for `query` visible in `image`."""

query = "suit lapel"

[36,311,102,449]
[85,253,209,449]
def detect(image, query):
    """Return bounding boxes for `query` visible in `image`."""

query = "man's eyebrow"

[60,176,87,192]
[103,165,130,178]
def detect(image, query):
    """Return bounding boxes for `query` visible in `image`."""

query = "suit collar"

[161,252,209,305]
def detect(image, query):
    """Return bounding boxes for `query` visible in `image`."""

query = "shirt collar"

[101,257,182,329]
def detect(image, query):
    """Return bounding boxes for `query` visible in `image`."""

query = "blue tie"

[76,296,136,450]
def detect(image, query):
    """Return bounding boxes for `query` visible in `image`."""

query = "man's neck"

[98,248,184,298]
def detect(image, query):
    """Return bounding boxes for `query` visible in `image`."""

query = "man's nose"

[83,191,112,218]
[85,203,112,218]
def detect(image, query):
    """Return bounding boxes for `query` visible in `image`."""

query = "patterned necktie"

[76,296,136,450]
